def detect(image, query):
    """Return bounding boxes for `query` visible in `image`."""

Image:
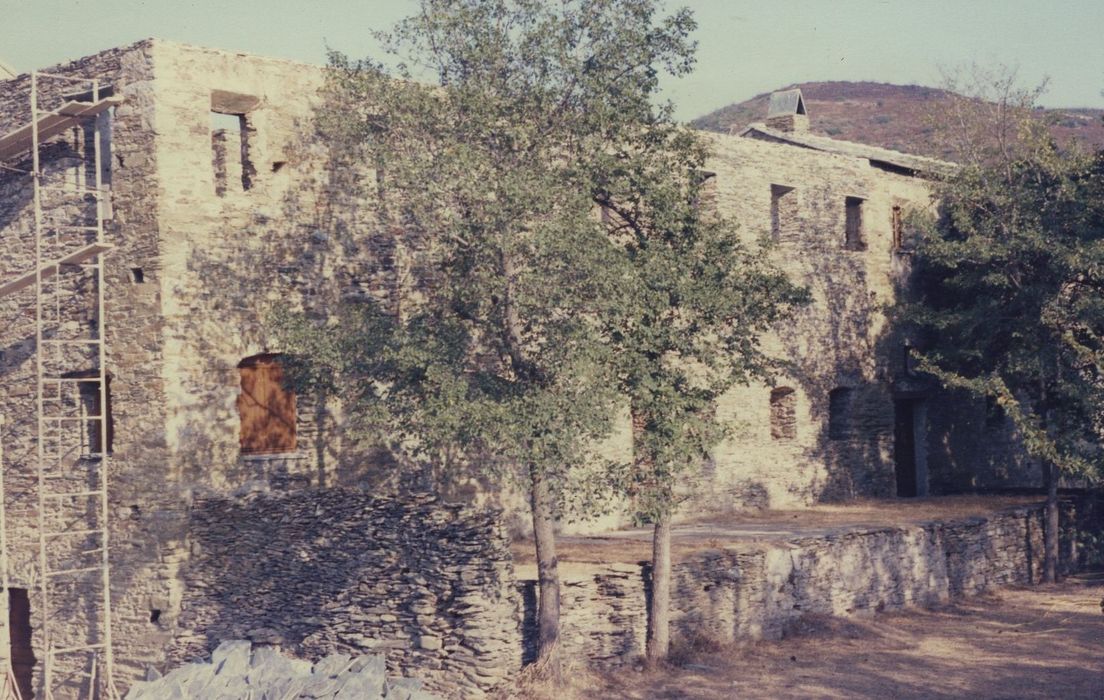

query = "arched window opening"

[237,353,296,455]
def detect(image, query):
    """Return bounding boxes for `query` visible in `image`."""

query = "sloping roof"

[767,89,806,117]
[0,59,17,81]
[737,122,956,177]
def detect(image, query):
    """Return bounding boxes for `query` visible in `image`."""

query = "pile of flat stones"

[125,640,440,700]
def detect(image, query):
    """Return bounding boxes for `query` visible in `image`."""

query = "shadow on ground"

[600,577,1104,700]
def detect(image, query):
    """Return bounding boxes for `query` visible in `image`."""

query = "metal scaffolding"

[0,71,120,700]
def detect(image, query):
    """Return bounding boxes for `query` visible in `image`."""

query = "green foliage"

[902,115,1104,479]
[591,119,809,522]
[280,0,712,513]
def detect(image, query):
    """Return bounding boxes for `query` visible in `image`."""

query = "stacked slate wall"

[170,489,521,699]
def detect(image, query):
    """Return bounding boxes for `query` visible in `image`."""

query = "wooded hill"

[692,81,1104,159]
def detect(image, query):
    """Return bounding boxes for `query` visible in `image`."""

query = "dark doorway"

[8,587,34,700]
[894,399,918,497]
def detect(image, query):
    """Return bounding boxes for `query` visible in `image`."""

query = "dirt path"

[596,578,1104,699]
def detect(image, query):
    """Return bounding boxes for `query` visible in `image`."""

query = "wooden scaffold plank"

[0,243,113,299]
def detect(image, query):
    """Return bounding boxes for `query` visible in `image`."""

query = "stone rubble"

[125,640,440,700]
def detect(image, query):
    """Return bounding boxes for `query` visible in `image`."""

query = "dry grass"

[491,653,607,700]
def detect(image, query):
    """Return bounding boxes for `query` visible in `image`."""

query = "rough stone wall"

[686,135,935,509]
[0,40,184,690]
[0,39,403,695]
[534,504,1068,663]
[170,489,521,699]
[147,40,392,493]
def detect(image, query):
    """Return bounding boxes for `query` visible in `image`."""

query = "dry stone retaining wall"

[535,504,1064,663]
[170,489,521,699]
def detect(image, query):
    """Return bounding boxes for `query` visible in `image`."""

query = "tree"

[590,122,808,659]
[906,71,1104,582]
[596,150,806,661]
[288,0,703,677]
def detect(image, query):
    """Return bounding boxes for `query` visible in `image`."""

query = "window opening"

[7,588,34,700]
[828,387,855,440]
[63,370,113,456]
[691,170,717,212]
[770,387,797,440]
[211,111,254,195]
[892,205,904,250]
[845,196,866,250]
[771,184,795,241]
[238,354,297,455]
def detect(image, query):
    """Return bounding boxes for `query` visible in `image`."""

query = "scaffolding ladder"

[0,71,120,700]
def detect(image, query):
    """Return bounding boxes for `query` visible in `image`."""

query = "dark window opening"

[891,205,904,250]
[238,354,297,455]
[985,396,1005,429]
[63,370,113,456]
[894,399,919,497]
[691,170,717,212]
[844,196,866,250]
[828,387,855,440]
[271,161,287,173]
[770,387,797,440]
[149,609,162,624]
[130,267,145,284]
[7,587,34,700]
[211,111,254,195]
[771,184,795,241]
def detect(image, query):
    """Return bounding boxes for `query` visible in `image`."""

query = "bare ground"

[513,495,1043,565]
[587,575,1104,700]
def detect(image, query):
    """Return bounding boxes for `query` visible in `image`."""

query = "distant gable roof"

[737,122,956,178]
[767,89,806,117]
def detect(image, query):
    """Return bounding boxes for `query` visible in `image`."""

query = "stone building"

[0,40,1038,697]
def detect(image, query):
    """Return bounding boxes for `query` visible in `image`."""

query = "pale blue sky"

[3,0,1102,121]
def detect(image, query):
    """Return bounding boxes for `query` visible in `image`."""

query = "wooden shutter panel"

[238,355,296,454]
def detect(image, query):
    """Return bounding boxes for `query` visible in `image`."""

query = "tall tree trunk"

[646,513,671,664]
[1038,365,1060,584]
[529,466,561,679]
[1043,460,1060,583]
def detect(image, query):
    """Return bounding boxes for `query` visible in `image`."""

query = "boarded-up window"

[238,354,296,455]
[828,387,854,440]
[770,387,797,440]
[770,184,795,241]
[844,196,865,250]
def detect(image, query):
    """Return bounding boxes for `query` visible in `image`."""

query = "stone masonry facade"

[0,40,1052,696]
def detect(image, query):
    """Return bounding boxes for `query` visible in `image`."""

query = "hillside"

[691,81,1104,160]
